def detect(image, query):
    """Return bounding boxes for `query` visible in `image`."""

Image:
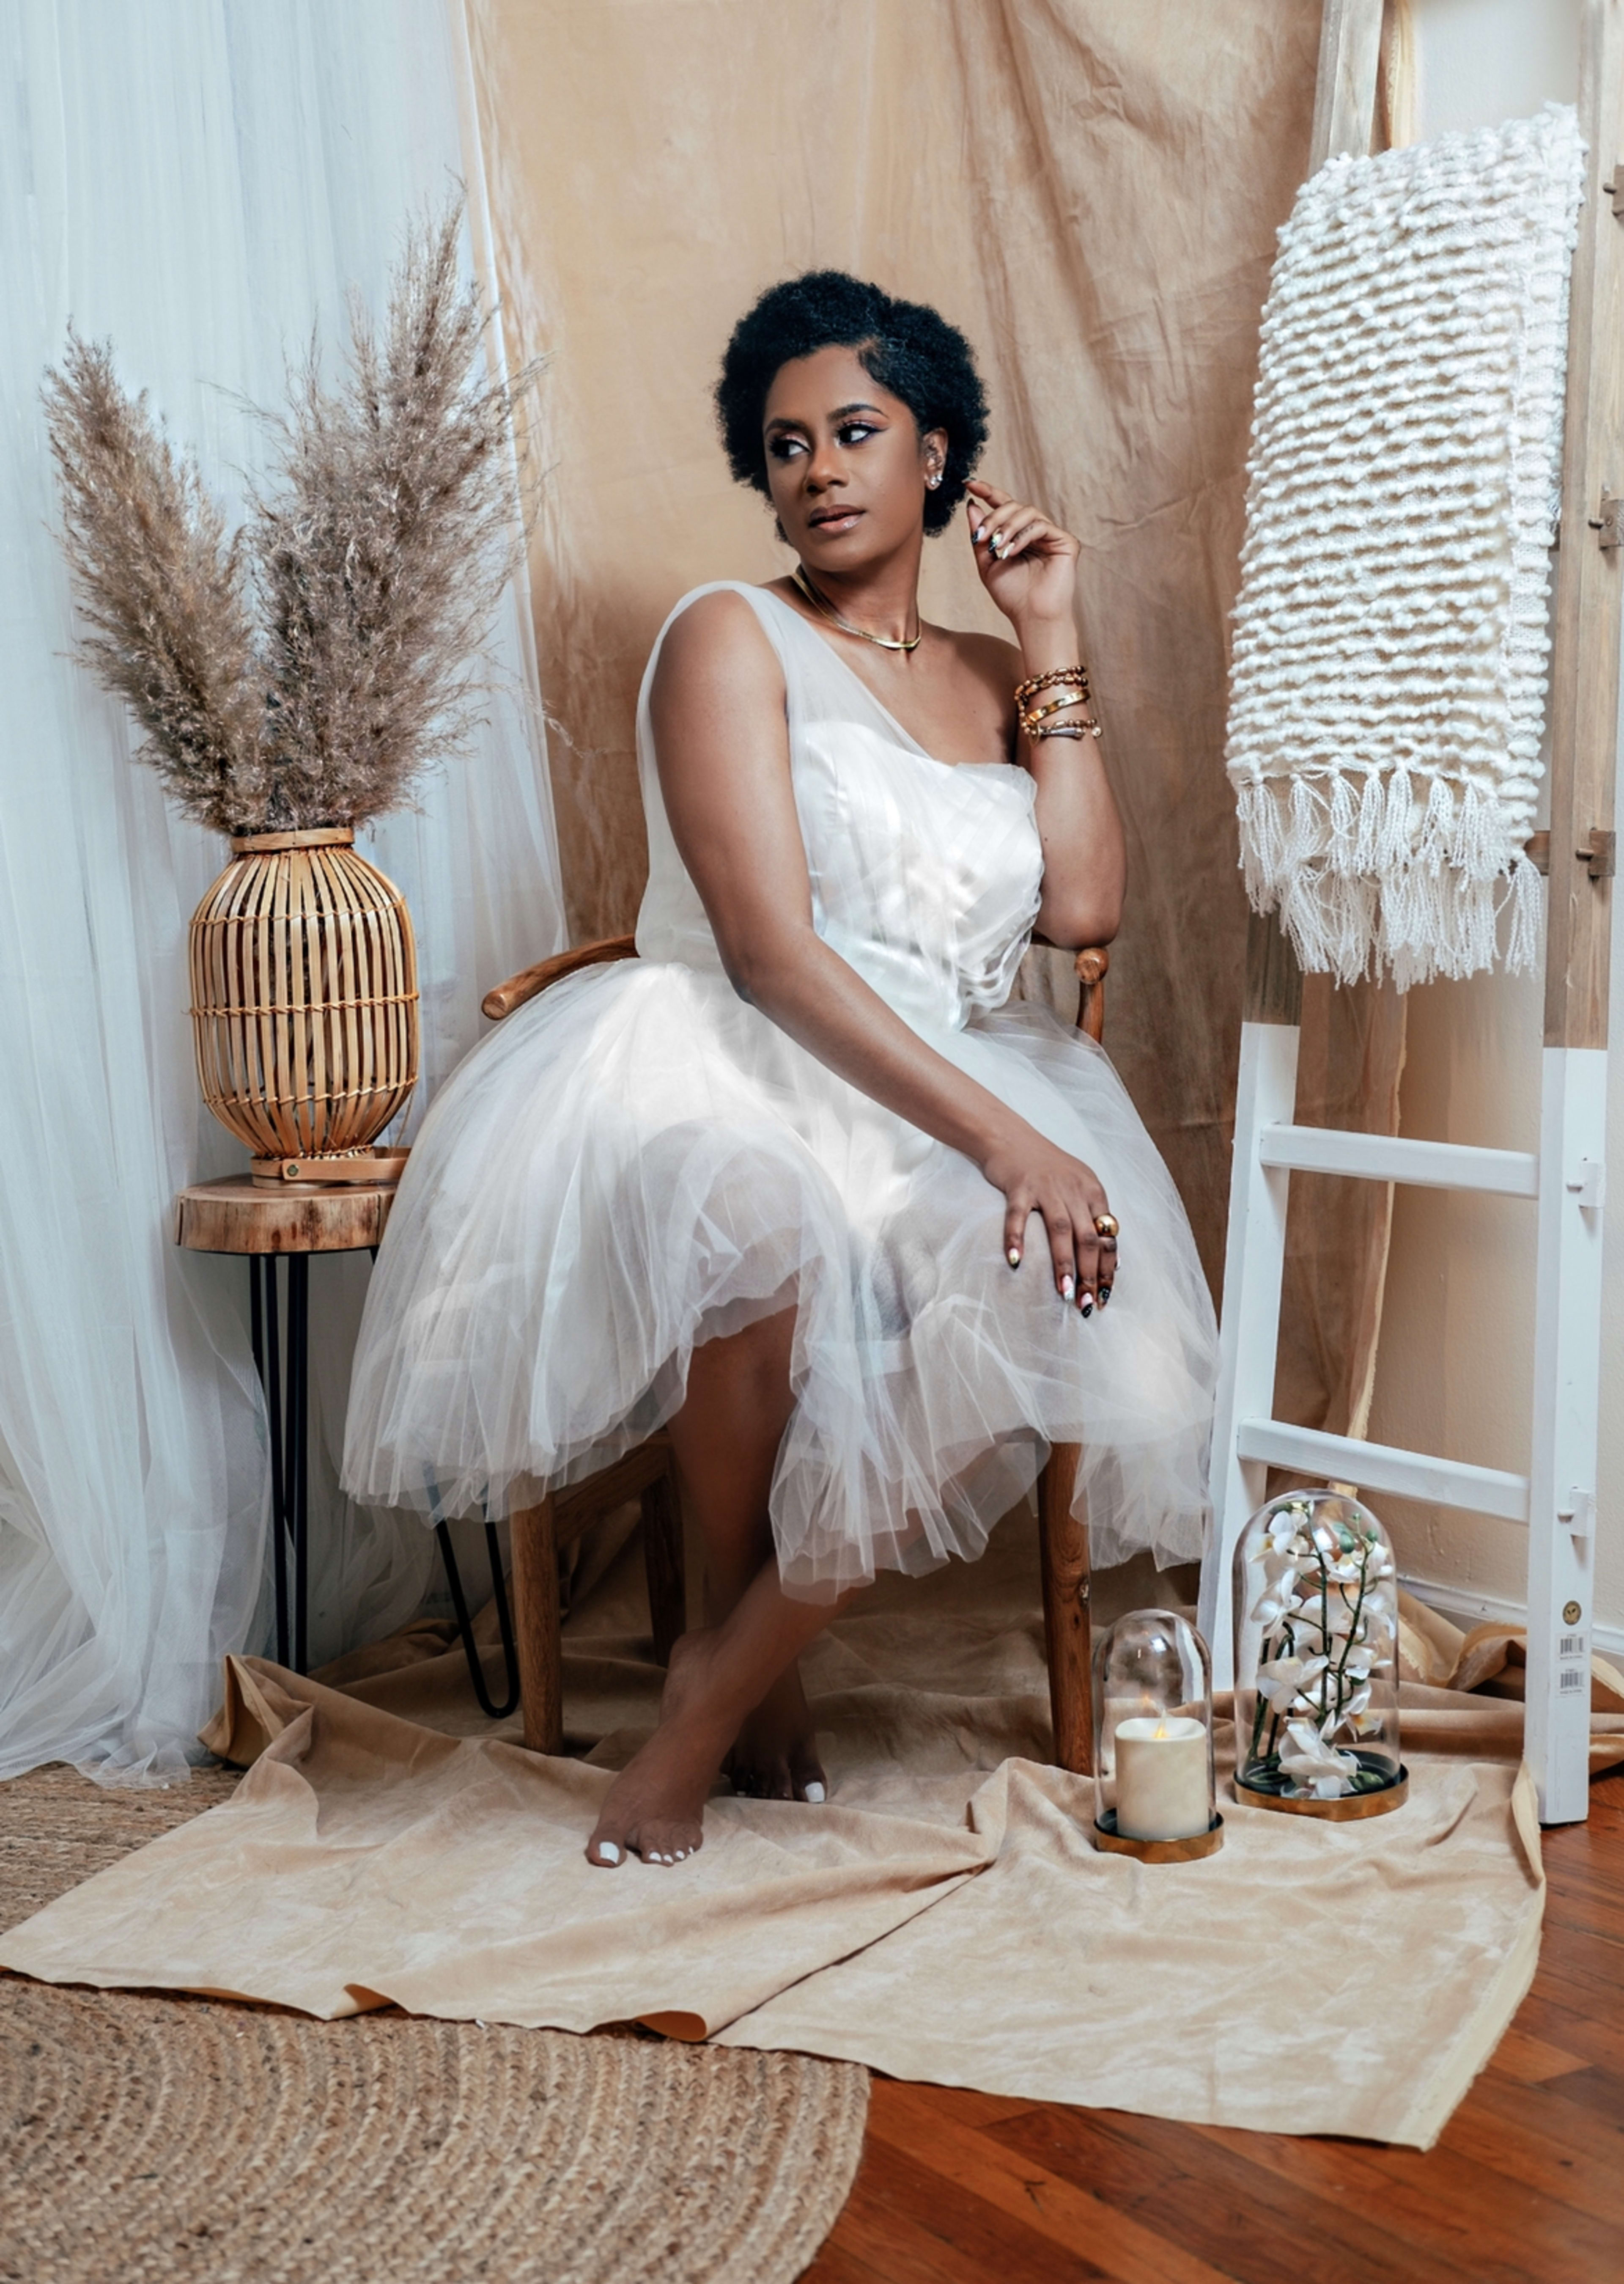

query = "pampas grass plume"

[43,203,529,837]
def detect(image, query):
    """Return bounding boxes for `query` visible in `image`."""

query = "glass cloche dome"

[1091,1608,1222,1860]
[1232,1487,1407,1818]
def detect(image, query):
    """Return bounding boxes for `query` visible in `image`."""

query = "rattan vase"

[189,827,419,1169]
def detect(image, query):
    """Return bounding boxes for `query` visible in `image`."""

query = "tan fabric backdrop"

[467,0,1399,1446]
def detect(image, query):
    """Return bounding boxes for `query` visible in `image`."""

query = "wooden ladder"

[1197,0,1623,1825]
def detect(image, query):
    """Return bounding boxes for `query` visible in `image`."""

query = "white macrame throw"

[1226,105,1585,989]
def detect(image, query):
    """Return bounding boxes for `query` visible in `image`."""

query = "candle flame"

[1154,1721,1169,1739]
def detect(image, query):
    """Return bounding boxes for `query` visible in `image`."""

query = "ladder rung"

[1235,1420,1531,1523]
[1257,1126,1539,1196]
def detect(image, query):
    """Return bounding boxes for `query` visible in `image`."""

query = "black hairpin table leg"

[436,1519,521,1719]
[177,1175,401,1685]
[247,1252,311,1674]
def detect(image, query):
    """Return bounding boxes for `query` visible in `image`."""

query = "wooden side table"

[174,1175,517,1703]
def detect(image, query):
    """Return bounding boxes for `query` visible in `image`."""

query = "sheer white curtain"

[0,0,565,1781]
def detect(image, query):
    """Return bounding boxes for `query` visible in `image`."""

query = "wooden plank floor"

[804,1768,1624,2284]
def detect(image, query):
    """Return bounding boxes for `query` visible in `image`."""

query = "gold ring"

[1094,1214,1119,1241]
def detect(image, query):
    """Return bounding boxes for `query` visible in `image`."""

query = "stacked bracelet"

[1014,663,1100,741]
[1014,664,1090,708]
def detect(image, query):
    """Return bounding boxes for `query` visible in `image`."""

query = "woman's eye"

[768,436,807,462]
[837,423,877,445]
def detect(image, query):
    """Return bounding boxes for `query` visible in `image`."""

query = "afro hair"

[715,270,988,536]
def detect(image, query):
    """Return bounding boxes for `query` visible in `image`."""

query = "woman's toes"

[586,1832,626,1867]
[636,1820,702,1863]
[792,1748,829,1804]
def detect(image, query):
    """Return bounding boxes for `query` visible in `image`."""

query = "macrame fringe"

[1225,105,1583,990]
[1236,773,1545,992]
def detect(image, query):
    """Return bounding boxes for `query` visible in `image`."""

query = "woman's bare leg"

[587,1559,852,1866]
[663,1306,827,1803]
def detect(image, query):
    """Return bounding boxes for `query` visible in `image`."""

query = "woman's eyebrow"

[764,401,887,432]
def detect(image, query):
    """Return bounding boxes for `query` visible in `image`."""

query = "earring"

[926,470,942,490]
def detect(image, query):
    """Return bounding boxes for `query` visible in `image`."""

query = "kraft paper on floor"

[7,1517,1619,2148]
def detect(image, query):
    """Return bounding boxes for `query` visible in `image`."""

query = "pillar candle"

[1114,1715,1210,1841]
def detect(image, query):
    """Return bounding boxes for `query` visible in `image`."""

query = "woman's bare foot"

[587,1631,737,1868]
[727,1660,827,1802]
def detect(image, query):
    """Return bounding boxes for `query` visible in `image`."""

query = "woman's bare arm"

[650,590,1116,1307]
[961,480,1125,948]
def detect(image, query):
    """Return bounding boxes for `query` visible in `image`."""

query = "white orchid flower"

[1278,1718,1359,1798]
[1255,1652,1328,1710]
[1322,1685,1372,1732]
[1261,1522,1309,1558]
[1342,1645,1377,1682]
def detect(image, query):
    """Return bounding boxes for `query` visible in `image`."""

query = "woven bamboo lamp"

[189,828,419,1181]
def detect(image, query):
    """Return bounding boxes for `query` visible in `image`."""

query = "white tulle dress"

[342,583,1218,1594]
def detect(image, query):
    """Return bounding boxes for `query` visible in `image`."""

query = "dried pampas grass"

[44,204,530,838]
[43,339,269,836]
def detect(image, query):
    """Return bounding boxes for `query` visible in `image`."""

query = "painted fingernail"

[1007,1247,1021,1268]
[805,1781,826,1803]
[991,530,1003,547]
[1079,1293,1094,1317]
[974,523,986,541]
[1060,1274,1075,1302]
[598,1842,621,1865]
[1098,1284,1112,1306]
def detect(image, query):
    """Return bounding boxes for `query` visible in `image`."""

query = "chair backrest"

[483,934,1108,1039]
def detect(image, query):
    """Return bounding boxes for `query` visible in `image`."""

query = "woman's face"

[761,344,946,571]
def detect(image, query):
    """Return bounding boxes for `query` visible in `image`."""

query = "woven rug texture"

[0,1767,868,2284]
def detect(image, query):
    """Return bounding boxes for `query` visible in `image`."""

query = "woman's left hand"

[965,480,1079,629]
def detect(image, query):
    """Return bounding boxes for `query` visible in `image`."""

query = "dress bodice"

[634,583,1043,1032]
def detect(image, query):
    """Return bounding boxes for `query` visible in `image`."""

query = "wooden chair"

[482,935,1110,1771]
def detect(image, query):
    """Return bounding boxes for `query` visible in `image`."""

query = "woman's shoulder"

[651,582,787,697]
[658,581,786,656]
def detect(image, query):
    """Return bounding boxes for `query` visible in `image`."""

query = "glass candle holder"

[1232,1487,1407,1819]
[1091,1608,1223,1861]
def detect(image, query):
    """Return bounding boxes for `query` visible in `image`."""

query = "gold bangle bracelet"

[1019,690,1089,732]
[1014,664,1090,708]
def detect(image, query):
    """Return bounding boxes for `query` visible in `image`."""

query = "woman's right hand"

[981,1122,1118,1315]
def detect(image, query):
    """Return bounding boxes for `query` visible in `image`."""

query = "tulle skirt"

[341,960,1217,1594]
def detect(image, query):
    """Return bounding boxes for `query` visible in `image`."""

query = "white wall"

[1362,0,1624,1645]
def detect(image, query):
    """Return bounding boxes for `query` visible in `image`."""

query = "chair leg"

[510,1496,562,1754]
[1038,1443,1094,1774]
[640,1457,687,1666]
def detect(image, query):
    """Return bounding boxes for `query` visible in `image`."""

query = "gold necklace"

[792,563,922,654]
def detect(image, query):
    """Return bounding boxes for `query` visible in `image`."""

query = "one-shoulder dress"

[342,584,1218,1594]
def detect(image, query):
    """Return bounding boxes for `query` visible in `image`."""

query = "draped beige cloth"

[468,0,1399,1443]
[8,1517,1618,2147]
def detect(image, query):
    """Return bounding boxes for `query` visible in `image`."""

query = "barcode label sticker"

[1559,1668,1586,1693]
[1560,1633,1586,1658]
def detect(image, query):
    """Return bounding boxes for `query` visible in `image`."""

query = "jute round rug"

[0,1767,868,2284]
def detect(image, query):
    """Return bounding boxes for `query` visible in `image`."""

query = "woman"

[343,271,1217,1869]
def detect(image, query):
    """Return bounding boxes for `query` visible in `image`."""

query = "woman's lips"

[806,509,863,534]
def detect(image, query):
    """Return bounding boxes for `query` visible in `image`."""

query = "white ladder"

[1196,0,1622,1827]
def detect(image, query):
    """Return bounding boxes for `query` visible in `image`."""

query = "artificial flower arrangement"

[1233,1489,1406,1813]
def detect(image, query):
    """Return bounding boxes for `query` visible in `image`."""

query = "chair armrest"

[1031,935,1111,1041]
[1075,946,1109,1042]
[482,934,638,1021]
